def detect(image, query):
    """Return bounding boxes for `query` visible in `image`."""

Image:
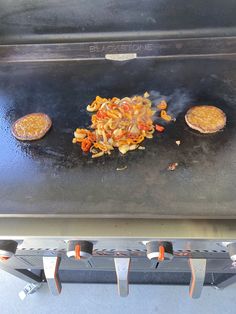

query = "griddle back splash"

[1,0,236,44]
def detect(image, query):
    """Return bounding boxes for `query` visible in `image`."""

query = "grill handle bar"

[189,258,207,299]
[43,256,62,296]
[114,258,130,297]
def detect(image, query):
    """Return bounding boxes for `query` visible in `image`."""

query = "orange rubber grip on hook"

[0,256,10,261]
[75,244,81,260]
[158,245,165,262]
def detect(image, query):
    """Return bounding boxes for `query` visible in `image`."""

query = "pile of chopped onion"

[73,94,172,158]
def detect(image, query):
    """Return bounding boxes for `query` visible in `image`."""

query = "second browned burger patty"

[185,106,226,133]
[12,113,52,141]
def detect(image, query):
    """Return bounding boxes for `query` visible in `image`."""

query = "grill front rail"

[1,231,236,299]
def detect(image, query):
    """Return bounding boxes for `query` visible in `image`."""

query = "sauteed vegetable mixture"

[73,94,172,158]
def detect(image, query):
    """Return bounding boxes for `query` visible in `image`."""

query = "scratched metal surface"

[0,57,236,218]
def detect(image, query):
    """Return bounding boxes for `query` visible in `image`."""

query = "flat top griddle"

[1,56,236,218]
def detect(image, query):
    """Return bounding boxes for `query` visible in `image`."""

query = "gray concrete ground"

[0,270,235,314]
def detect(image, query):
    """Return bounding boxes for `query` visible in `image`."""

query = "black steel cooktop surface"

[0,56,236,218]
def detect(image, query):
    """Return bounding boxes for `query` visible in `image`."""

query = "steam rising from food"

[149,89,192,120]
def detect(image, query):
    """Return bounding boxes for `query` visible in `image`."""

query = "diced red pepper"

[106,132,112,139]
[87,132,96,142]
[81,138,92,152]
[138,123,150,131]
[155,124,165,132]
[127,133,139,139]
[108,103,118,110]
[121,104,131,112]
[96,110,108,119]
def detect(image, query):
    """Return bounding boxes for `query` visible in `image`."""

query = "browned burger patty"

[185,106,226,133]
[12,113,52,141]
